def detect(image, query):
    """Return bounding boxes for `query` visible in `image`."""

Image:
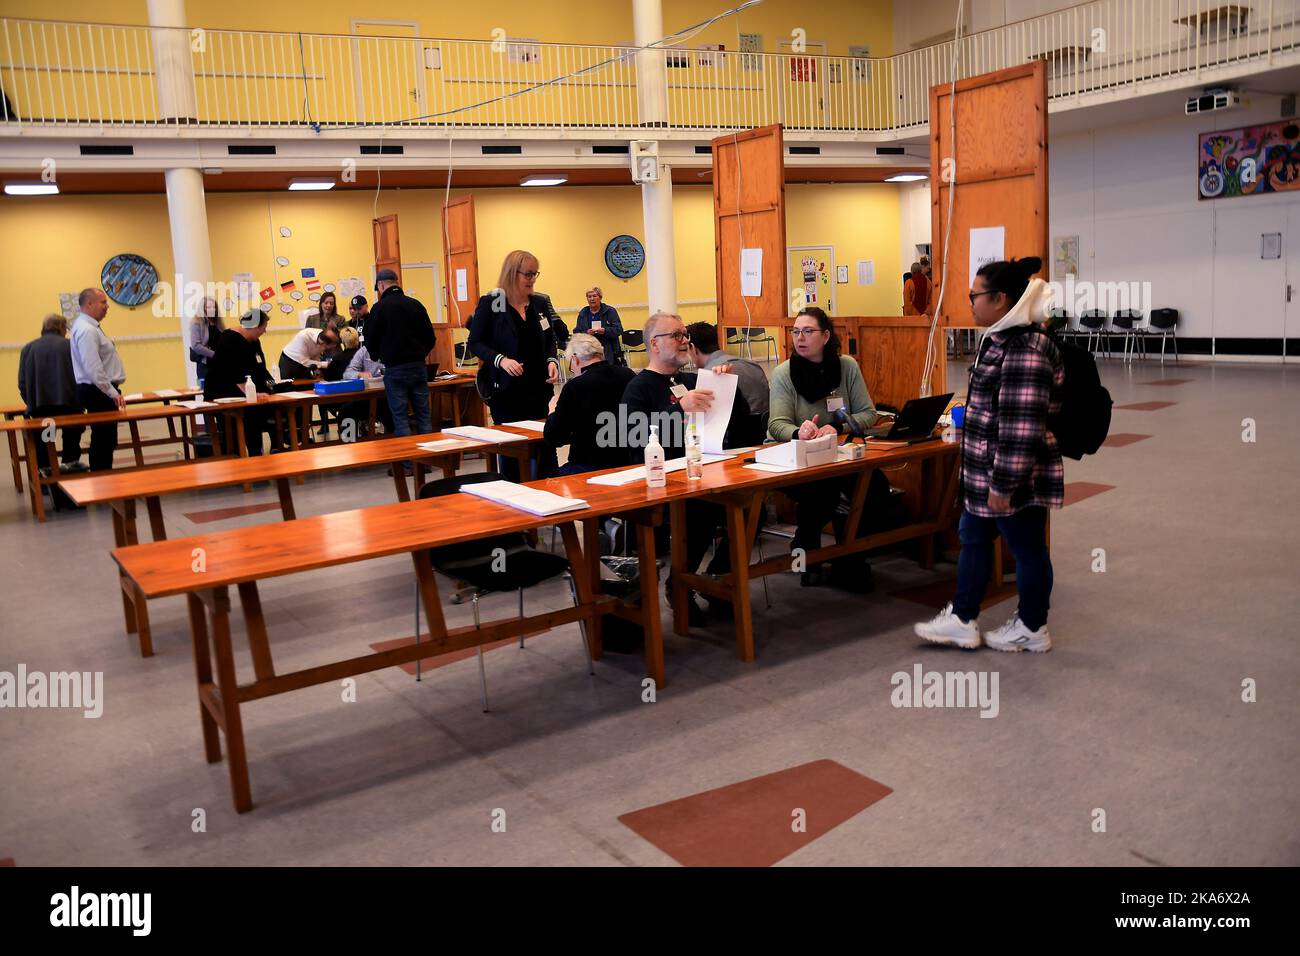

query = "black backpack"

[1012,325,1112,460]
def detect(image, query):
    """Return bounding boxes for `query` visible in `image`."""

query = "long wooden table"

[111,436,960,813]
[65,426,543,657]
[4,377,480,521]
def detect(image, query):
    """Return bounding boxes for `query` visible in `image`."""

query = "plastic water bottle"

[243,374,257,403]
[645,424,666,488]
[686,419,703,479]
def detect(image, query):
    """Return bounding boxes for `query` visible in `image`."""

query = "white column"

[633,0,677,315]
[641,168,678,315]
[164,167,215,386]
[146,0,198,122]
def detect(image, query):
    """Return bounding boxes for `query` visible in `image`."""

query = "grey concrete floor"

[0,357,1297,865]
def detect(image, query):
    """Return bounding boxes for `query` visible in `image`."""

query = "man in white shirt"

[70,287,126,471]
[278,326,340,381]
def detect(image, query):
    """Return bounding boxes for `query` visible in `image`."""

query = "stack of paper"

[279,391,318,399]
[154,389,183,398]
[416,438,475,453]
[500,420,547,433]
[177,400,217,409]
[586,454,731,486]
[459,480,587,517]
[443,425,530,444]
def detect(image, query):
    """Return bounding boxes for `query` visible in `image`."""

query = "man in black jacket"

[365,269,436,437]
[18,315,86,473]
[204,308,276,456]
[544,332,635,475]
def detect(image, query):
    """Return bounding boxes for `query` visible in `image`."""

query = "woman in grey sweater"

[189,297,225,385]
[768,307,879,589]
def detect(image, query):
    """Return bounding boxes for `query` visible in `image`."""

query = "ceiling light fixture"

[520,174,568,186]
[4,182,59,196]
[288,179,335,191]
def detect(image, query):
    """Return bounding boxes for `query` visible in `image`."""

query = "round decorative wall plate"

[604,235,645,280]
[100,253,159,307]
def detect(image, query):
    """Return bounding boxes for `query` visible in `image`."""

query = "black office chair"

[1147,308,1179,364]
[1078,309,1109,357]
[1046,308,1071,339]
[453,341,477,367]
[1111,309,1145,363]
[621,329,646,355]
[415,472,593,711]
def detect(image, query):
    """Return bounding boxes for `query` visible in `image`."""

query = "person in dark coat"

[543,332,635,475]
[18,314,85,472]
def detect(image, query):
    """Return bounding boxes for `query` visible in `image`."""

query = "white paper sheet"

[123,393,144,401]
[500,420,547,432]
[416,438,475,453]
[740,248,763,296]
[278,391,318,399]
[744,462,796,473]
[692,367,739,455]
[459,480,588,517]
[857,259,874,286]
[154,389,182,398]
[970,226,1006,280]
[177,400,217,409]
[455,268,468,301]
[442,425,530,444]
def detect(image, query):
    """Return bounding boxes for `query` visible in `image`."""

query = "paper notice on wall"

[455,268,468,302]
[57,292,78,320]
[970,227,1006,280]
[740,248,763,297]
[232,272,256,303]
[338,277,365,302]
[857,260,874,286]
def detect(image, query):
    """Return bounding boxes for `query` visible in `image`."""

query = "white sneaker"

[984,615,1052,653]
[914,603,981,649]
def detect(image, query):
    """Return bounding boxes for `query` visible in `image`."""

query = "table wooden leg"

[237,582,276,682]
[127,420,145,467]
[187,594,222,764]
[6,422,23,493]
[410,549,449,643]
[391,463,411,501]
[725,502,756,662]
[112,502,138,637]
[22,430,45,522]
[179,412,192,461]
[121,498,154,657]
[145,495,167,541]
[275,477,296,520]
[233,413,251,492]
[635,519,665,689]
[561,521,603,655]
[207,587,253,813]
[669,501,689,635]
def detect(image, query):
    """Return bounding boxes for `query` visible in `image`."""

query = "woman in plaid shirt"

[915,257,1064,653]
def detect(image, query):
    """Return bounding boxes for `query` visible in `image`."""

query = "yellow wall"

[0,180,902,400]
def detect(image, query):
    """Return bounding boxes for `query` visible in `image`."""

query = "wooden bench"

[64,426,543,657]
[112,484,667,813]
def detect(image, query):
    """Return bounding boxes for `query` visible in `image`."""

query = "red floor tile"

[618,759,892,867]
[0,858,13,866]
[182,502,283,523]
[1064,481,1116,506]
[1139,378,1192,386]
[1114,401,1176,411]
[1102,433,1152,448]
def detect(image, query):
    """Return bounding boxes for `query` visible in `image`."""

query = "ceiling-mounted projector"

[1186,89,1244,114]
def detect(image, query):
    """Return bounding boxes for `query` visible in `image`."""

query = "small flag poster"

[259,286,275,301]
[280,279,297,293]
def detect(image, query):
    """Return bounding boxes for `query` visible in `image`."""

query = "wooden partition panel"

[441,196,480,371]
[372,214,402,287]
[930,61,1049,326]
[713,124,788,329]
[854,317,948,410]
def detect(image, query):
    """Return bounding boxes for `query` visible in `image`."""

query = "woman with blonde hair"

[467,249,560,477]
[188,296,225,384]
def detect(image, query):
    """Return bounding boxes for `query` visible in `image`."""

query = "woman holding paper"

[468,250,560,478]
[574,287,626,366]
[768,307,880,590]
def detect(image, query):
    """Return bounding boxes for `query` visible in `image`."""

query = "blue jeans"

[383,362,432,437]
[952,506,1053,631]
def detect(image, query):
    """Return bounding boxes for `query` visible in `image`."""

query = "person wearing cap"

[70,287,126,471]
[347,294,369,338]
[204,308,277,456]
[364,268,436,440]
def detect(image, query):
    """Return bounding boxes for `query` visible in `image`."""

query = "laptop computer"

[864,393,954,443]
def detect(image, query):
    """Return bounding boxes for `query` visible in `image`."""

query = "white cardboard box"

[755,434,838,470]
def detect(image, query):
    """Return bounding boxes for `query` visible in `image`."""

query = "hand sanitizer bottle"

[686,419,703,479]
[645,424,666,488]
[243,375,258,403]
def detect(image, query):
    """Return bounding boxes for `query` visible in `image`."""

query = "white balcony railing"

[1,1,1298,137]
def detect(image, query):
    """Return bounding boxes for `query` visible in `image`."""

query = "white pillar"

[633,0,677,315]
[146,0,198,122]
[164,167,215,387]
[641,169,678,315]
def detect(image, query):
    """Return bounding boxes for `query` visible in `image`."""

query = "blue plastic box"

[313,379,365,395]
